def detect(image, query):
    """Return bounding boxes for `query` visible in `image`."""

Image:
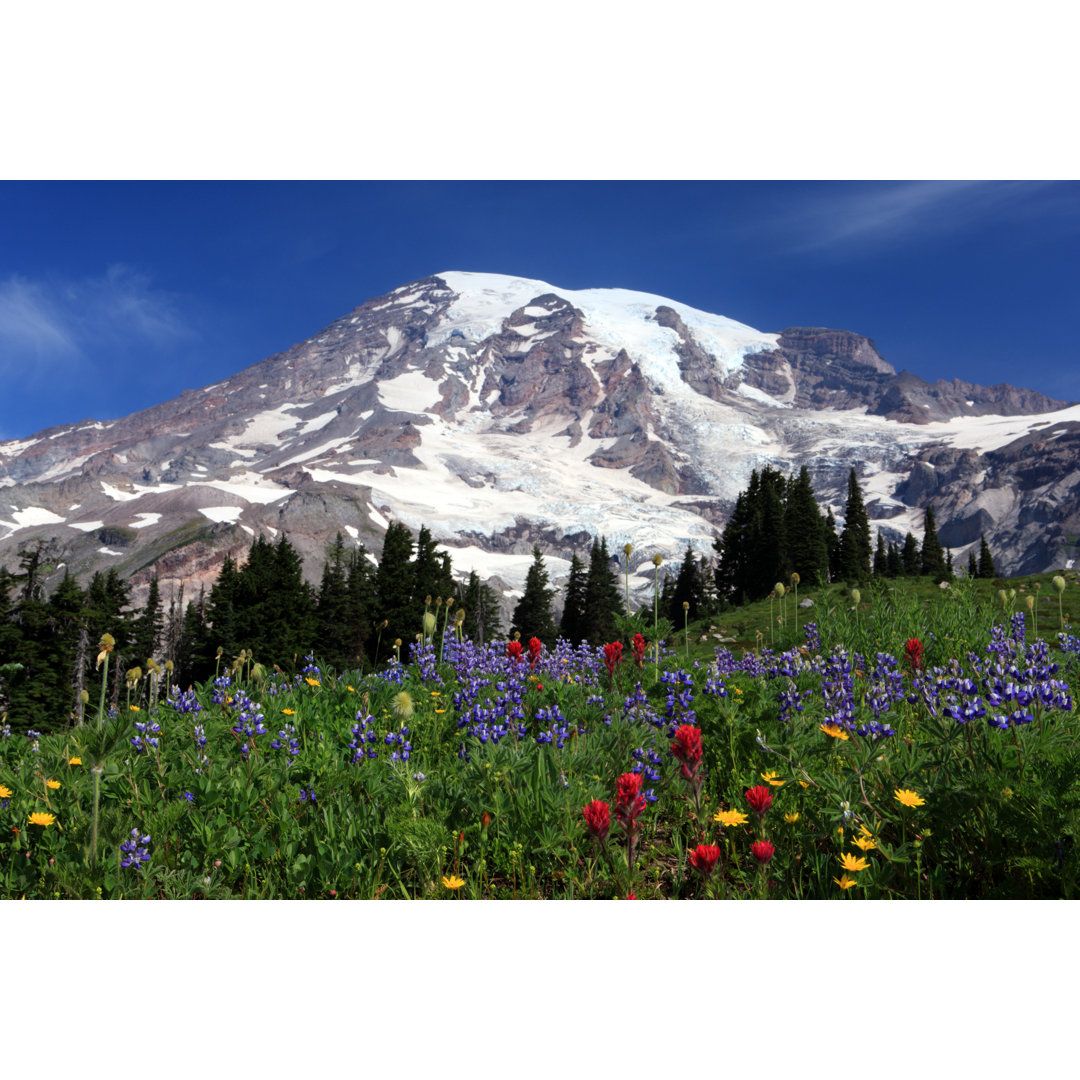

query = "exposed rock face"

[0,271,1077,613]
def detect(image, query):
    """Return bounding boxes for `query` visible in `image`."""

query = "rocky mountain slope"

[1,271,1077,611]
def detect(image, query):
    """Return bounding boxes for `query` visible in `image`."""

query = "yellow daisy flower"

[838,852,870,872]
[129,705,141,712]
[798,780,810,789]
[305,677,320,687]
[894,788,926,808]
[28,812,56,827]
[347,685,356,693]
[442,874,465,890]
[282,708,296,716]
[783,812,799,824]
[834,873,858,890]
[0,784,12,799]
[853,835,877,851]
[68,757,82,766]
[820,722,849,740]
[760,771,786,787]
[713,809,749,827]
[46,779,61,790]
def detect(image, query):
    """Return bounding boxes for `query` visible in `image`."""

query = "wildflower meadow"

[2,572,1079,900]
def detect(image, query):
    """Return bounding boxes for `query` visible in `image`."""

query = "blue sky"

[2,180,1079,439]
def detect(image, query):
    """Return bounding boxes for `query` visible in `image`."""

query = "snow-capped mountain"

[1,270,1077,610]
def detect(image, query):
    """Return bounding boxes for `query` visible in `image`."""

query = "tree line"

[0,467,995,734]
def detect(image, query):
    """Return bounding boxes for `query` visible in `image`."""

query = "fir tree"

[559,553,588,646]
[131,575,163,666]
[977,534,997,579]
[968,549,978,578]
[873,533,888,577]
[511,545,557,646]
[825,507,842,582]
[886,540,902,577]
[316,534,352,670]
[583,537,622,644]
[670,544,707,622]
[784,466,829,586]
[920,507,948,580]
[343,545,377,667]
[374,522,416,656]
[456,570,503,645]
[838,468,872,582]
[901,532,921,576]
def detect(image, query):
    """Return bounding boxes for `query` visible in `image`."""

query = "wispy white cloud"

[762,180,1072,255]
[0,264,197,378]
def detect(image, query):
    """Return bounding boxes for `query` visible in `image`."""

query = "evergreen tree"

[374,522,416,656]
[343,545,377,667]
[456,570,503,645]
[559,553,588,646]
[967,549,978,578]
[886,540,902,577]
[920,507,948,580]
[511,545,557,646]
[838,468,872,582]
[784,466,829,586]
[873,533,888,577]
[670,544,707,623]
[316,534,351,670]
[131,575,163,665]
[411,525,455,619]
[977,534,997,579]
[825,507,842,582]
[583,537,622,644]
[901,532,921,576]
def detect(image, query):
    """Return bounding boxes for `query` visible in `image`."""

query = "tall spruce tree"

[511,545,558,646]
[374,522,416,656]
[784,466,829,587]
[670,544,707,622]
[873,533,888,577]
[887,540,902,577]
[920,507,948,580]
[977,534,997,579]
[825,507,842,582]
[559,553,588,646]
[131,575,163,665]
[316,534,352,670]
[901,532,921,576]
[838,468,872,582]
[583,537,622,644]
[968,549,978,578]
[456,570,503,645]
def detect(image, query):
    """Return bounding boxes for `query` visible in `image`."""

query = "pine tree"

[583,537,622,644]
[670,544,706,622]
[511,545,557,646]
[967,549,978,578]
[825,507,842,582]
[411,525,454,620]
[343,545,377,667]
[977,534,997,579]
[456,570,503,645]
[559,554,588,646]
[873,533,888,577]
[784,466,829,586]
[920,507,948,580]
[838,468,872,582]
[316,534,351,670]
[886,540,902,577]
[374,522,416,656]
[901,532,921,576]
[131,575,163,666]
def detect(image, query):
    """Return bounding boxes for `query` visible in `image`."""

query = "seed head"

[1053,575,1067,594]
[774,582,785,597]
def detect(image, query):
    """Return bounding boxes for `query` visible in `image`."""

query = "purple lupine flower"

[120,828,151,869]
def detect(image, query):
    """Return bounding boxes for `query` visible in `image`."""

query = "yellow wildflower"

[760,771,785,787]
[834,874,858,891]
[713,809,749,827]
[347,685,356,693]
[129,705,141,712]
[820,722,849,740]
[46,779,61,790]
[853,835,877,851]
[28,812,56,827]
[783,812,799,824]
[798,780,810,789]
[894,788,926,808]
[282,708,296,716]
[68,757,82,766]
[442,874,465,891]
[0,784,12,799]
[305,677,320,687]
[838,852,870,872]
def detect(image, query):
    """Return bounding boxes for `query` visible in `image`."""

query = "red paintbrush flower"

[631,632,647,668]
[750,839,775,866]
[904,637,924,673]
[527,637,542,670]
[582,799,611,843]
[670,724,703,770]
[614,771,647,828]
[745,785,773,816]
[603,641,623,676]
[506,640,524,663]
[688,842,722,876]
